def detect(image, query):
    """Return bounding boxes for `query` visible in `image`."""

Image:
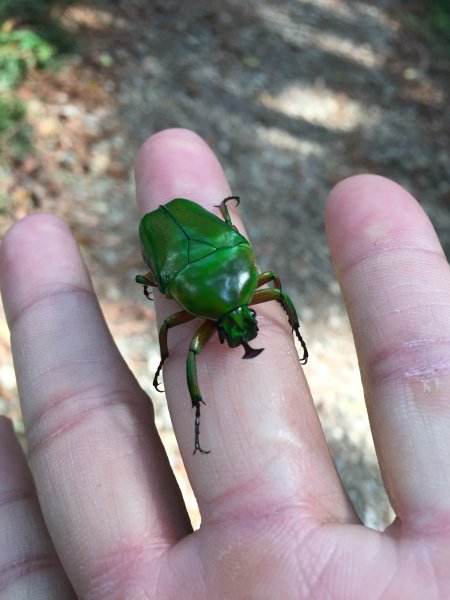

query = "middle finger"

[135,129,358,525]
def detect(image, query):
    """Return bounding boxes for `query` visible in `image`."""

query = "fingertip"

[0,213,87,328]
[1,212,69,255]
[135,128,207,170]
[0,212,69,291]
[325,174,441,274]
[325,174,410,226]
[134,128,230,215]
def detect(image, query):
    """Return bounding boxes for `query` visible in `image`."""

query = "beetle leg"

[256,271,282,290]
[136,271,158,302]
[154,311,197,392]
[215,196,240,229]
[250,288,308,364]
[187,320,216,454]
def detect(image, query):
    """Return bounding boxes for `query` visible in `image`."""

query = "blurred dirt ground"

[1,0,449,530]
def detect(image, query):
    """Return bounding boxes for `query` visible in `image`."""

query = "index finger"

[0,213,191,596]
[135,128,357,525]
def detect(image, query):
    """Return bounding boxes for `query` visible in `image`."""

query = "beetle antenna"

[241,340,264,359]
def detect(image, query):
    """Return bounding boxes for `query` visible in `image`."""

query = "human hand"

[1,129,449,598]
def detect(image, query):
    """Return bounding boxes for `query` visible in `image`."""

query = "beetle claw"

[143,285,154,301]
[193,443,211,455]
[293,325,309,365]
[153,376,165,393]
[241,340,264,359]
[153,362,165,392]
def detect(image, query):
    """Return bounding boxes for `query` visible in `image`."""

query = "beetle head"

[217,306,264,359]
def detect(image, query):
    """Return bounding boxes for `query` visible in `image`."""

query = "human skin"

[0,128,449,599]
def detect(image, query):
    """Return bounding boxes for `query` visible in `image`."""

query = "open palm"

[1,129,449,599]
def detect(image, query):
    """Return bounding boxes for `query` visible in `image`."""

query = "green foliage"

[0,0,76,154]
[0,0,73,23]
[0,23,56,149]
[0,29,55,90]
[0,0,76,52]
[428,0,450,34]
[0,0,76,92]
[0,95,30,153]
[0,97,25,133]
[402,1,450,53]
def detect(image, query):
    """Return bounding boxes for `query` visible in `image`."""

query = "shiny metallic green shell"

[139,198,259,319]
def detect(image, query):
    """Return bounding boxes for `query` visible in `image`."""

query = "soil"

[0,0,449,530]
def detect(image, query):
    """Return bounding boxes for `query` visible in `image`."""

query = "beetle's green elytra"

[136,196,308,454]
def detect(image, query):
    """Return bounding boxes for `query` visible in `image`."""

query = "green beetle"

[136,196,308,454]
